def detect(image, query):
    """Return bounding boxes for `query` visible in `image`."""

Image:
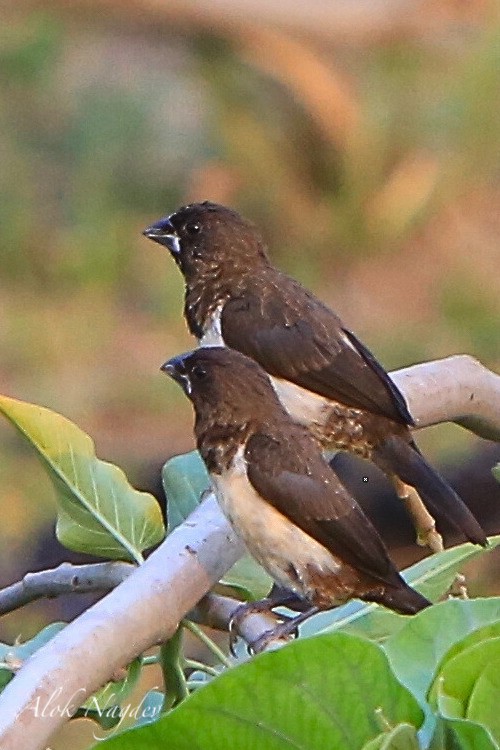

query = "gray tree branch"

[0,354,499,750]
[392,355,500,441]
[0,563,285,648]
[0,562,135,616]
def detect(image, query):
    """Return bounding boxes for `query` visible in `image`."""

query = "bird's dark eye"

[191,364,208,380]
[185,222,201,236]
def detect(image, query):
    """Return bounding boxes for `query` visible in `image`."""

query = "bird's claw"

[247,620,299,655]
[228,600,296,656]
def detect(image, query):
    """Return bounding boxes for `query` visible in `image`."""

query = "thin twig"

[0,562,135,616]
[181,619,232,669]
[159,629,189,711]
[184,658,220,677]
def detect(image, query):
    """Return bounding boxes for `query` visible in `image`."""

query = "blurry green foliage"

[440,275,500,361]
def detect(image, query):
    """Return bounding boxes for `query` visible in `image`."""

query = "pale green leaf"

[428,637,500,744]
[385,598,500,704]
[162,450,210,534]
[385,598,500,745]
[436,620,500,669]
[467,658,500,743]
[0,394,165,563]
[218,553,272,601]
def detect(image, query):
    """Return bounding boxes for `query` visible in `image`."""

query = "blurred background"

[1,1,500,737]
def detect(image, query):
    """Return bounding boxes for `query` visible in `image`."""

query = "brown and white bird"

[145,201,487,552]
[162,346,430,646]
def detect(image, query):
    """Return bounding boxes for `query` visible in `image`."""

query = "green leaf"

[467,659,500,743]
[435,621,500,670]
[434,680,465,718]
[218,553,273,601]
[404,537,500,603]
[428,638,500,742]
[0,394,165,563]
[430,716,499,750]
[162,450,211,534]
[94,632,423,750]
[303,601,406,643]
[384,598,500,705]
[0,623,66,692]
[385,598,500,747]
[303,536,500,642]
[362,723,421,750]
[162,450,271,600]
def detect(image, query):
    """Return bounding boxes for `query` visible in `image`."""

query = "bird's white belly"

[210,448,340,599]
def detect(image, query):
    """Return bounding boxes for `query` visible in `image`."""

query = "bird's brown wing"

[245,432,401,586]
[221,283,413,425]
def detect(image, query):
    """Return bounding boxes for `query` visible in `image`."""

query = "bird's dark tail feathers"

[363,582,430,615]
[374,435,488,547]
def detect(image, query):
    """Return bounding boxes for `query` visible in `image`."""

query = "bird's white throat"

[199,304,225,348]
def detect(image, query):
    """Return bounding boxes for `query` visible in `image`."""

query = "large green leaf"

[95,632,423,750]
[384,598,500,704]
[437,620,500,666]
[467,660,500,744]
[0,394,164,563]
[384,598,500,745]
[162,450,272,599]
[428,637,500,743]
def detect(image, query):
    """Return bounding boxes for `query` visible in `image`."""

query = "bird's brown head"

[143,202,269,282]
[161,347,282,428]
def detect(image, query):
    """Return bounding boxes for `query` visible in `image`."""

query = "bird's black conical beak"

[143,216,181,255]
[161,355,192,395]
